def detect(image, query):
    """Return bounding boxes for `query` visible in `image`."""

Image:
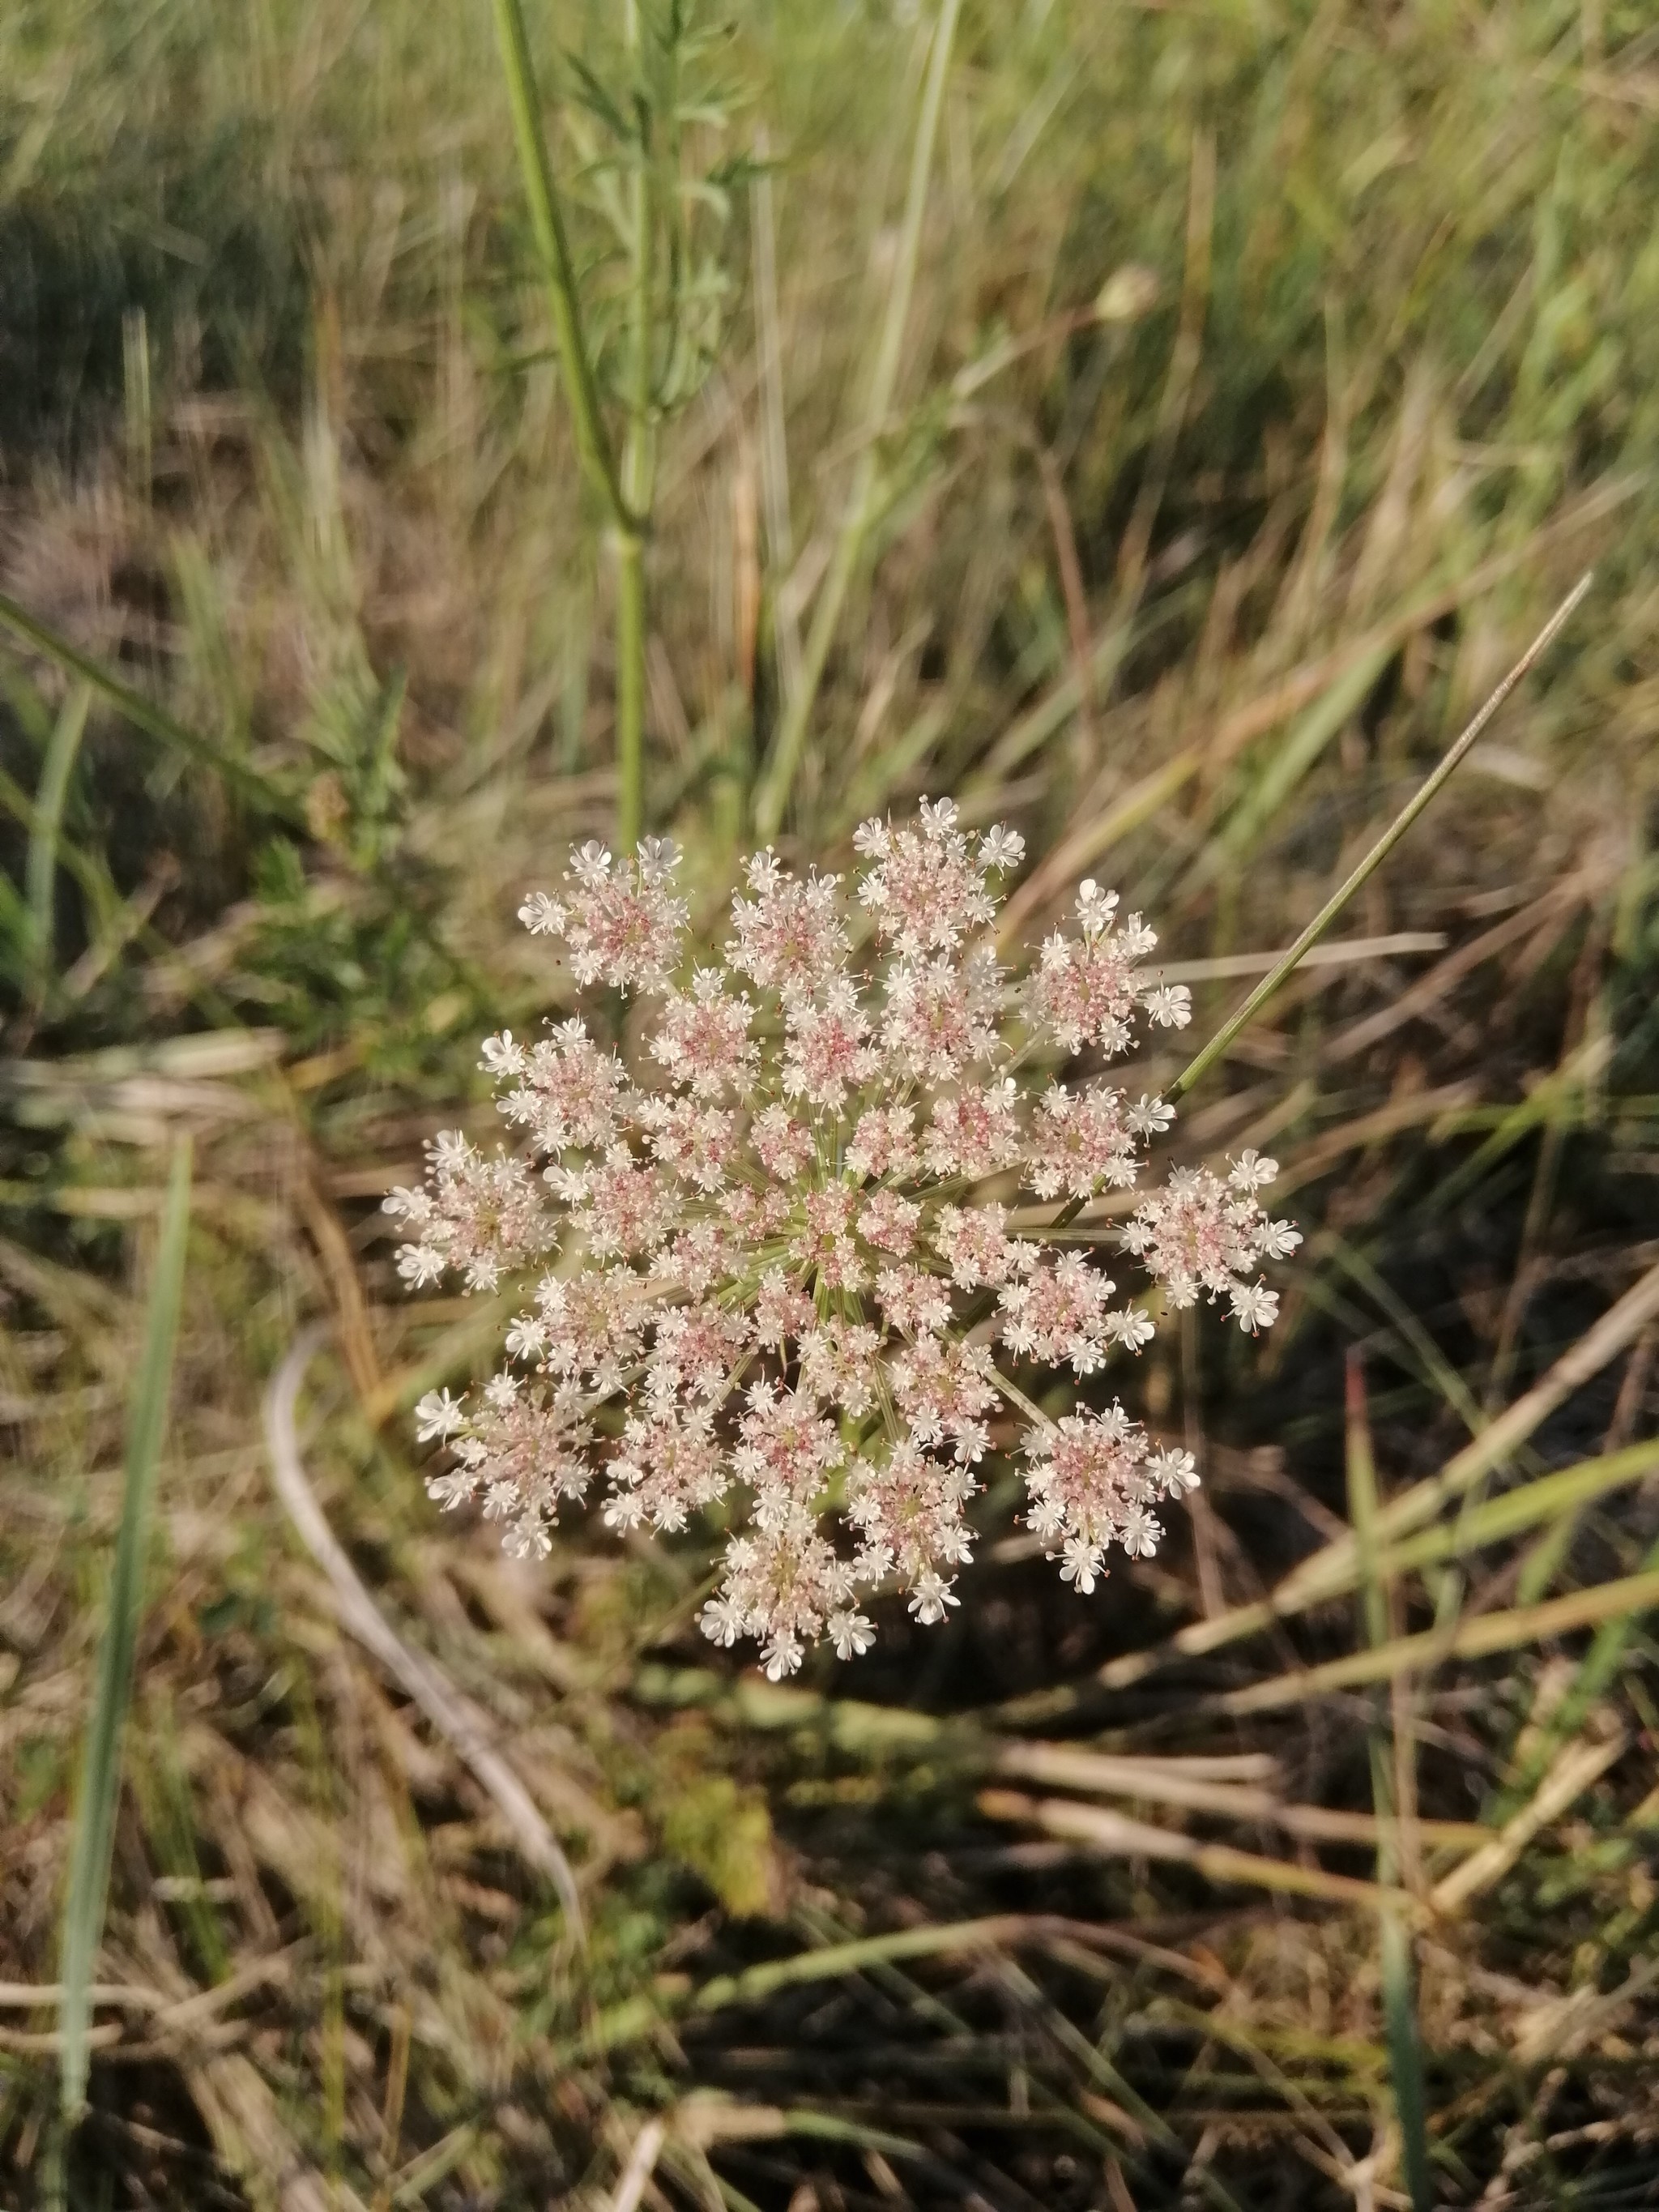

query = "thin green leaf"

[0,591,297,822]
[25,682,92,973]
[58,1137,193,2120]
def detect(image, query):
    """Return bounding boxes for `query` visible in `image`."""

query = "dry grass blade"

[261,1326,586,1940]
[1431,1731,1627,1916]
[1157,930,1446,983]
[992,1741,1489,1850]
[58,1137,192,2121]
[604,2116,667,2212]
[1210,1565,1659,1719]
[1289,1256,1659,1581]
[574,1914,1084,2062]
[978,1791,1413,1914]
[1496,1528,1659,1819]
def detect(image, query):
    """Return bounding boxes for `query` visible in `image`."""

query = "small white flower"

[1229,1148,1278,1192]
[1256,1219,1303,1260]
[761,1630,804,1681]
[701,1595,744,1648]
[397,1244,446,1288]
[907,1570,961,1626]
[1075,879,1120,939]
[830,1609,876,1660]
[1120,1507,1162,1559]
[1105,1305,1156,1351]
[414,1387,466,1444]
[480,1030,527,1077]
[638,835,680,883]
[1230,1281,1280,1333]
[1125,1094,1174,1137]
[1060,1536,1105,1592]
[569,840,612,886]
[978,826,1025,872]
[1148,1446,1200,1496]
[504,1518,553,1561]
[505,1313,549,1360]
[1141,983,1192,1028]
[518,891,565,935]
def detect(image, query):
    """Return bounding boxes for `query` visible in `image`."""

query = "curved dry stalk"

[262,1326,586,1942]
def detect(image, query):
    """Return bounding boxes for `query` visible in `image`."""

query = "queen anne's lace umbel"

[391,801,1299,1680]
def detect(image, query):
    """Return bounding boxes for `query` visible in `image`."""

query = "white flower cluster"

[392,801,1298,1677]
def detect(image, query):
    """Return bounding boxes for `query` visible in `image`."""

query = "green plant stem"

[491,0,654,849]
[753,0,962,840]
[614,529,647,851]
[490,0,629,529]
[58,1138,193,2121]
[614,0,657,852]
[1166,570,1593,1104]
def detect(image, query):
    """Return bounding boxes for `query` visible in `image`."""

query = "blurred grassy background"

[2,1,1659,2206]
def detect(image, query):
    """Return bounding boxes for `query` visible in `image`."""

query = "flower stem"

[615,526,647,852]
[616,0,657,852]
[990,1364,1056,1433]
[490,0,629,529]
[491,0,652,850]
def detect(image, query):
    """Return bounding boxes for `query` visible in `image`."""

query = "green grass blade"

[1348,1354,1432,2212]
[58,1137,194,2120]
[1168,572,1593,1101]
[25,681,92,974]
[0,591,297,822]
[1379,1911,1432,2212]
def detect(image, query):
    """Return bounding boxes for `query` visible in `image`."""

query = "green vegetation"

[2,1,1658,2206]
